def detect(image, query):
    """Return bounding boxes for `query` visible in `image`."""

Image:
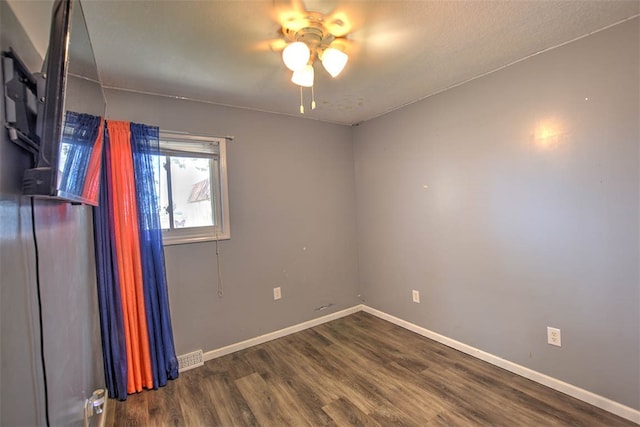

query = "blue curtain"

[93,126,128,399]
[93,121,178,400]
[58,112,101,197]
[130,123,179,386]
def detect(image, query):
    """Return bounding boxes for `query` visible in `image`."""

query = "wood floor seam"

[109,312,638,427]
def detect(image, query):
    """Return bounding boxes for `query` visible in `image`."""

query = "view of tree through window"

[151,133,230,244]
[155,156,215,230]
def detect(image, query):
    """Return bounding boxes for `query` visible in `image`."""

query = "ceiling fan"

[268,0,356,113]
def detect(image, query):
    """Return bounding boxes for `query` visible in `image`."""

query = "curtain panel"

[94,120,179,400]
[57,112,104,200]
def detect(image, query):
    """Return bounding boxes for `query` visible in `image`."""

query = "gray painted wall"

[104,90,361,353]
[1,2,105,425]
[2,0,637,420]
[354,18,639,409]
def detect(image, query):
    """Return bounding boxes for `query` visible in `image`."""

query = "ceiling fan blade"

[290,0,307,14]
[265,0,359,56]
[324,12,351,37]
[271,0,310,36]
[323,5,363,38]
[252,38,288,52]
[269,38,288,52]
[272,0,306,16]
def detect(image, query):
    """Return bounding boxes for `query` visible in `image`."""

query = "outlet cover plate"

[273,287,282,300]
[412,290,420,303]
[547,327,561,347]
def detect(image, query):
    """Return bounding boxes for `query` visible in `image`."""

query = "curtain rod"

[160,130,234,142]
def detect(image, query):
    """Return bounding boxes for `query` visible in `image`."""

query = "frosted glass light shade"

[282,42,310,71]
[321,47,348,77]
[291,64,314,87]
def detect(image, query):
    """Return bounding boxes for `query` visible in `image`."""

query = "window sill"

[162,231,231,246]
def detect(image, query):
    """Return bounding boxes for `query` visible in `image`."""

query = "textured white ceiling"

[9,0,640,125]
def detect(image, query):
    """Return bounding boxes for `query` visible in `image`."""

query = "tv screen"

[23,0,106,205]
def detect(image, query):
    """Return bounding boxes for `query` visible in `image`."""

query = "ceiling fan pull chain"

[311,86,316,110]
[300,86,305,114]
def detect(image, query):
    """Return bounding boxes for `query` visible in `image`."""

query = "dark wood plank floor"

[108,311,637,426]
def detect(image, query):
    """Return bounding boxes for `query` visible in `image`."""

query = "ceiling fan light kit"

[279,10,350,113]
[291,64,314,87]
[320,45,348,77]
[282,41,310,71]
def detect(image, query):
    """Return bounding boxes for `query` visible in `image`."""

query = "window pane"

[151,154,171,230]
[169,156,214,228]
[157,133,230,244]
[211,157,220,226]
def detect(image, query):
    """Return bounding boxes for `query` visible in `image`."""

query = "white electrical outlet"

[412,290,420,303]
[547,327,561,347]
[273,286,282,300]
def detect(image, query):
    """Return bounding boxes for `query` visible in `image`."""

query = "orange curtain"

[106,121,153,393]
[81,117,104,200]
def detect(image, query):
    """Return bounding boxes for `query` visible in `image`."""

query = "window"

[152,132,230,245]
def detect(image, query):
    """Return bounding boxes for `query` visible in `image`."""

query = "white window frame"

[158,131,231,245]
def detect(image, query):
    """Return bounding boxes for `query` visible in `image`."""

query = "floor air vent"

[178,349,204,372]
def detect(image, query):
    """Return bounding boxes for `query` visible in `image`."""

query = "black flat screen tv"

[22,0,106,205]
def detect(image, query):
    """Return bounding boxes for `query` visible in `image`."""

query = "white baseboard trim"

[361,305,640,424]
[203,305,362,361]
[200,303,638,423]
